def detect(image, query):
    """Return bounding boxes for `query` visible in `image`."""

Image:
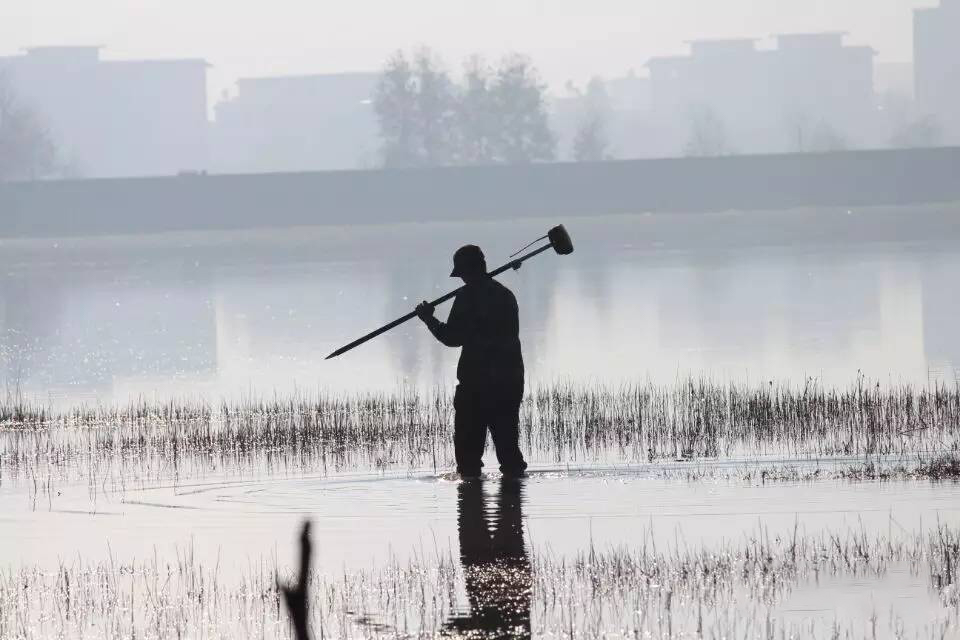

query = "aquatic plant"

[1,521,957,639]
[1,377,958,496]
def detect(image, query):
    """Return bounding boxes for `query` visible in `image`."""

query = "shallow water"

[3,211,960,637]
[1,213,959,407]
[777,568,946,638]
[6,460,960,570]
[4,460,959,637]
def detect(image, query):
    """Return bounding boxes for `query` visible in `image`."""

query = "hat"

[450,245,486,277]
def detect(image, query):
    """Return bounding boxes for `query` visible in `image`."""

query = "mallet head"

[548,225,574,255]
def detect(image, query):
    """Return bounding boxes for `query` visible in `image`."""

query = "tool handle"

[325,243,552,359]
[325,287,464,359]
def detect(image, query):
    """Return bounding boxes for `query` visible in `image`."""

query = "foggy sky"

[4,0,931,100]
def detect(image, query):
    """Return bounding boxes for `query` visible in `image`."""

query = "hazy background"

[2,0,959,402]
[2,7,960,640]
[4,0,956,178]
[3,0,927,98]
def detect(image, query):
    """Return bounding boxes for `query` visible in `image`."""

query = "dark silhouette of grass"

[2,377,958,492]
[2,521,958,638]
[279,520,312,640]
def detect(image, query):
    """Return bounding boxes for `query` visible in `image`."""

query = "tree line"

[373,48,561,168]
[0,76,61,181]
[372,48,947,167]
[3,51,948,181]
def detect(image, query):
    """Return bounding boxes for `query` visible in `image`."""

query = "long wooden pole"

[325,243,553,360]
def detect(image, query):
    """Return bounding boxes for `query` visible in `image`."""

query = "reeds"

[2,377,958,495]
[1,522,957,639]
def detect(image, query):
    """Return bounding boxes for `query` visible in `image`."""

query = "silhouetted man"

[444,479,531,638]
[416,245,528,479]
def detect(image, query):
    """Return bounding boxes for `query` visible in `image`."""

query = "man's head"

[450,245,487,283]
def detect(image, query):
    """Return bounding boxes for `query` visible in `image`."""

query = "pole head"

[548,225,574,255]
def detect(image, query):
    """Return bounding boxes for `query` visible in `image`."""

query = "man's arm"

[416,299,464,347]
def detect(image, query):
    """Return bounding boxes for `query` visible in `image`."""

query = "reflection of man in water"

[445,479,531,639]
[416,245,528,479]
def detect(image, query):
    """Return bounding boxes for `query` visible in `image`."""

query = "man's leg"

[488,387,528,477]
[453,385,487,477]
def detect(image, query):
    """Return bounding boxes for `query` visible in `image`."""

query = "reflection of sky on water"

[7,468,960,580]
[1,216,958,406]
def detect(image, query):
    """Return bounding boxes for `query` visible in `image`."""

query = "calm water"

[4,465,959,637]
[1,212,958,407]
[8,464,960,570]
[3,211,960,638]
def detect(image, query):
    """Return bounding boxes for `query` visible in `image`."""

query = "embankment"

[1,146,958,238]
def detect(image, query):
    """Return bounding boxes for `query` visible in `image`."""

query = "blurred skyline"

[3,0,932,99]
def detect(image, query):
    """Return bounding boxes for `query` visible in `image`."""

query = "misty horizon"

[3,3,960,638]
[5,0,934,101]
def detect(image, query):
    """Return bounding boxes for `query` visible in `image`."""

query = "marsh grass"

[2,378,959,497]
[1,523,957,639]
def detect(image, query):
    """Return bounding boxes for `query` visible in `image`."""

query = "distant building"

[647,33,877,154]
[551,72,666,161]
[914,0,960,142]
[875,62,914,100]
[603,71,651,113]
[211,72,378,174]
[0,46,208,178]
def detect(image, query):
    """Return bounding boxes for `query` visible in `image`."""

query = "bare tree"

[683,106,729,157]
[374,50,557,167]
[487,54,556,164]
[373,51,418,168]
[411,48,458,166]
[572,112,610,162]
[571,77,612,162]
[582,77,611,113]
[373,48,456,168]
[453,55,497,165]
[784,111,848,153]
[808,120,848,152]
[0,77,57,181]
[890,115,943,149]
[784,111,814,152]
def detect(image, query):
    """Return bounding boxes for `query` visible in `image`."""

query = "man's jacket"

[424,278,524,389]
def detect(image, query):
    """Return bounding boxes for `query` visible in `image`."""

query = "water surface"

[1,213,958,407]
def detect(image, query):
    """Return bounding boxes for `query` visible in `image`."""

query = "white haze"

[4,0,930,97]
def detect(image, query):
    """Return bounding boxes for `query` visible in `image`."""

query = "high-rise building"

[914,0,960,142]
[0,46,208,178]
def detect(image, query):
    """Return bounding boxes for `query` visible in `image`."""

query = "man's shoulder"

[463,278,517,305]
[487,279,518,307]
[486,278,516,296]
